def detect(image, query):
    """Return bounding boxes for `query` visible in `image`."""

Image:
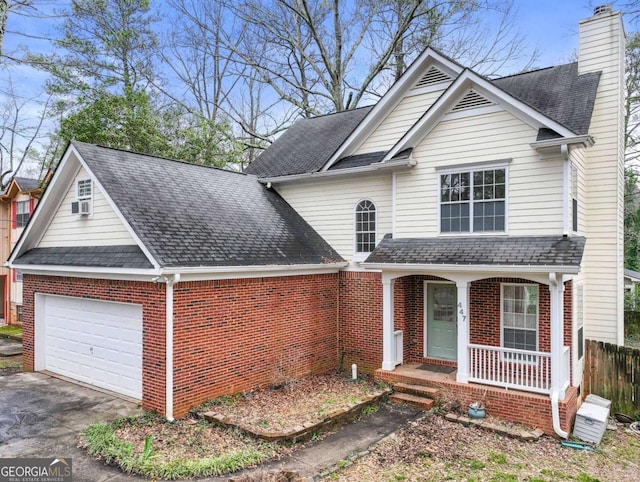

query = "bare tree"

[0,76,51,188]
[219,0,536,116]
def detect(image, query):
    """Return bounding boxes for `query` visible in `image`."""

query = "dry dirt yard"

[202,373,382,433]
[330,414,640,482]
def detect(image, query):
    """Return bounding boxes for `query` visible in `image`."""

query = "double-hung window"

[16,201,31,228]
[571,164,579,233]
[502,284,538,352]
[440,167,506,233]
[355,200,376,254]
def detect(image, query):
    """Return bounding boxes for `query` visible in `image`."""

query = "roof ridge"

[72,140,249,177]
[494,62,577,81]
[300,105,374,121]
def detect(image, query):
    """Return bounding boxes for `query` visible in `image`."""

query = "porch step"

[393,382,440,399]
[390,392,435,411]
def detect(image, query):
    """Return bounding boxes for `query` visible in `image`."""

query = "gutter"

[529,135,594,150]
[361,262,581,275]
[258,158,416,184]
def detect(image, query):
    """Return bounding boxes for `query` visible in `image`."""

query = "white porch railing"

[468,344,569,395]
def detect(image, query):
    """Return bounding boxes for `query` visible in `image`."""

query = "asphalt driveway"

[0,372,143,481]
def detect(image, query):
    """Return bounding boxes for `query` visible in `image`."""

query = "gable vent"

[451,90,493,111]
[412,66,452,89]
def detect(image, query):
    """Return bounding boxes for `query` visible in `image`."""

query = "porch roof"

[364,235,585,271]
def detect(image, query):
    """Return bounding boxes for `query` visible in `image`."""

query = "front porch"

[375,362,578,436]
[374,270,577,436]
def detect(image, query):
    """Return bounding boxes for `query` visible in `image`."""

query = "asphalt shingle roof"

[14,177,41,191]
[245,107,372,177]
[247,62,601,178]
[364,235,586,267]
[59,142,343,268]
[15,246,153,269]
[493,62,600,136]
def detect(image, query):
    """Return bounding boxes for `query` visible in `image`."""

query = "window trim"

[77,178,93,201]
[500,282,539,353]
[353,198,377,261]
[15,200,31,228]
[438,163,509,236]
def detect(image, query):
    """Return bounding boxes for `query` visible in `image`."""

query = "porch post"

[548,273,565,398]
[456,281,469,383]
[381,275,396,371]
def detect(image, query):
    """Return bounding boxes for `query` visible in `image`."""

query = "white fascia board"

[320,48,463,172]
[10,264,160,281]
[529,136,595,150]
[8,145,82,263]
[160,262,348,282]
[384,70,578,161]
[361,262,580,275]
[72,149,161,271]
[261,158,416,185]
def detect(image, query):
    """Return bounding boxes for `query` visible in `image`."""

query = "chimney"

[578,5,624,76]
[593,4,612,16]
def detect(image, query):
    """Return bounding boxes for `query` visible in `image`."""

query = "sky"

[0,0,635,175]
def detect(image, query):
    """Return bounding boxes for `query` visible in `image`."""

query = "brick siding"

[171,274,338,417]
[21,275,167,414]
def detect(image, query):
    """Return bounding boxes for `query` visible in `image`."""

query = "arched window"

[355,200,376,253]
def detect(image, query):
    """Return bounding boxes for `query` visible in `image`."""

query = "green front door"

[425,283,457,360]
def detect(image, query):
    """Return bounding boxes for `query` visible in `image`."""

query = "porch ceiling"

[363,235,584,274]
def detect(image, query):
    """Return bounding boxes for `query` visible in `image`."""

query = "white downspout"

[392,171,397,238]
[165,273,180,421]
[549,272,569,439]
[561,144,571,236]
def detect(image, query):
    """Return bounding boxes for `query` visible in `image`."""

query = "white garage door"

[40,295,143,399]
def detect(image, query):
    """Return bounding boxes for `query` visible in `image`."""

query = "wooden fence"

[584,339,640,414]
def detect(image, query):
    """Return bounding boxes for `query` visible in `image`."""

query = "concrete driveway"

[0,372,143,481]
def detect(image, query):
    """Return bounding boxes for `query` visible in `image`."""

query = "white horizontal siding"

[39,166,135,248]
[579,11,625,344]
[356,90,443,154]
[276,175,392,261]
[394,109,563,237]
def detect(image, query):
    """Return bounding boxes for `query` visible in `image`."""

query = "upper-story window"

[77,179,92,200]
[355,199,376,253]
[16,201,31,228]
[440,167,506,233]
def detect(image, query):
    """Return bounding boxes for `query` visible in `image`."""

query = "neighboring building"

[0,177,45,324]
[8,6,625,437]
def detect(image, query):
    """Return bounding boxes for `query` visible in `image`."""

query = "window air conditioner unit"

[79,200,91,215]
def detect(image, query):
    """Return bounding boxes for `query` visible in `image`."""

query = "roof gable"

[65,142,343,268]
[384,68,584,160]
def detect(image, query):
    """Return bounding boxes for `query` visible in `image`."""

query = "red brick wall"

[338,271,382,373]
[172,274,339,417]
[470,278,553,351]
[340,274,574,373]
[21,275,167,414]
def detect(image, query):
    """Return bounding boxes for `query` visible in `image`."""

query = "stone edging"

[201,389,391,443]
[0,333,22,342]
[445,413,545,441]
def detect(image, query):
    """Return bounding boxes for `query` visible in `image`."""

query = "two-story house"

[0,177,44,324]
[8,6,624,436]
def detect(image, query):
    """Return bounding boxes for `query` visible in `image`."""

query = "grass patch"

[79,415,276,479]
[0,358,22,369]
[0,325,22,337]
